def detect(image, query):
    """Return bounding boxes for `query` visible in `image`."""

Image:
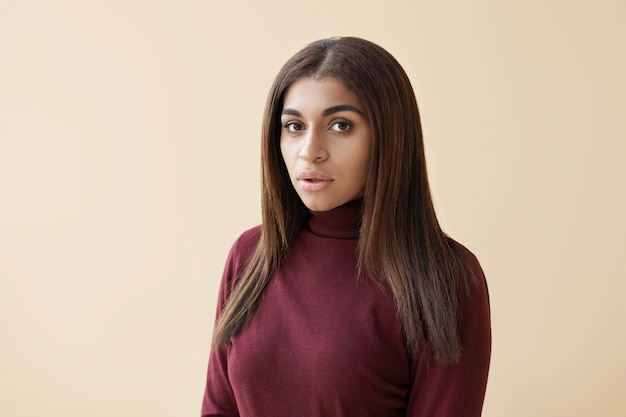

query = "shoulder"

[447,238,484,279]
[448,239,491,339]
[225,225,262,271]
[448,237,480,265]
[216,225,262,309]
[231,225,262,254]
[447,238,489,301]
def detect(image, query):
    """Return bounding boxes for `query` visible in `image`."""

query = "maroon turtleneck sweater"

[201,200,491,416]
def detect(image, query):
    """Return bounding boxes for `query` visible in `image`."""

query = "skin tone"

[280,77,372,212]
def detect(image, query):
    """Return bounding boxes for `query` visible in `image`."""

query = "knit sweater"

[201,200,491,416]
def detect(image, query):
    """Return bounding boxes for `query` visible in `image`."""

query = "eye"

[330,120,352,133]
[283,121,305,133]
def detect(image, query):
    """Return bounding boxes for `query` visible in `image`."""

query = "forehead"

[282,77,365,111]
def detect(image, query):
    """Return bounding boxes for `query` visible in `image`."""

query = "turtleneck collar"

[306,199,363,239]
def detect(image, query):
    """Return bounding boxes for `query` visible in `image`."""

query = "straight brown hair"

[212,37,473,363]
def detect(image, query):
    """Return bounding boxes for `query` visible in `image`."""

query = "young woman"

[201,37,491,416]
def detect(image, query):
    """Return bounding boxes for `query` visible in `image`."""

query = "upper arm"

[407,250,491,416]
[200,227,261,417]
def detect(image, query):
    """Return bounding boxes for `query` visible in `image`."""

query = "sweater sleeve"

[201,227,261,417]
[407,247,492,416]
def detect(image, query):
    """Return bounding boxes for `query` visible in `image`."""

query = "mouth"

[296,170,333,182]
[296,170,333,191]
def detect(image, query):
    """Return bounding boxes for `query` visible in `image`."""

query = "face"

[280,77,372,212]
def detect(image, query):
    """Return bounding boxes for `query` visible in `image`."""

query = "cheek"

[279,138,286,158]
[279,140,289,163]
[355,143,371,183]
[357,160,370,185]
[344,153,370,189]
[279,140,296,174]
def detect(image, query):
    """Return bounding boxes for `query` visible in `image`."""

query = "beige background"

[1,1,624,416]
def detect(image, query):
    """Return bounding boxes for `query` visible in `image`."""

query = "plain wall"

[1,1,624,416]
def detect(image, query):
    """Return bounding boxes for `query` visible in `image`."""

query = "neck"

[306,199,363,239]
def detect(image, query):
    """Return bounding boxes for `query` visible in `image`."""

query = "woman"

[201,37,491,416]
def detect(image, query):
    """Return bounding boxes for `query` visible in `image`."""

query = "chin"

[300,198,340,212]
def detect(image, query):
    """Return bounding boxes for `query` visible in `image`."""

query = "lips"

[296,170,333,191]
[297,170,333,182]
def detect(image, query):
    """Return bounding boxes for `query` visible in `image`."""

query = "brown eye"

[284,121,305,133]
[330,120,352,132]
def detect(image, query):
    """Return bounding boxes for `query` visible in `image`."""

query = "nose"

[298,129,328,162]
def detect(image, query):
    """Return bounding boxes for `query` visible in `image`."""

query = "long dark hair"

[212,37,472,363]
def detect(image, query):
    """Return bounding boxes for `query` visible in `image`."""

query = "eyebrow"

[281,104,364,117]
